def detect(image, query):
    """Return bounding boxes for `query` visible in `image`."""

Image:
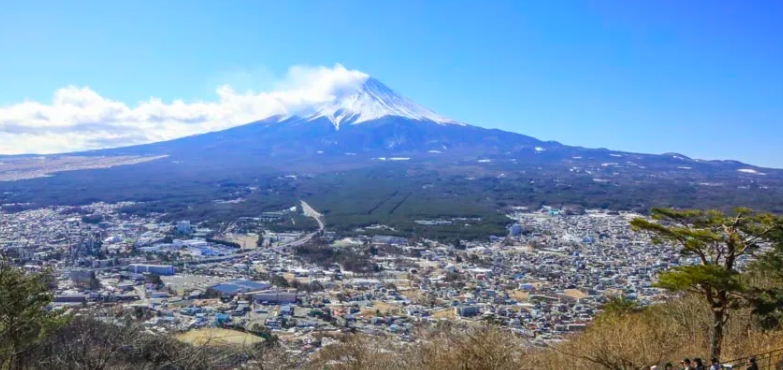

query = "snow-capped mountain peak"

[305,77,462,129]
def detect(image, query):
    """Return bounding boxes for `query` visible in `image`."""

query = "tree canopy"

[631,208,783,360]
[0,265,68,370]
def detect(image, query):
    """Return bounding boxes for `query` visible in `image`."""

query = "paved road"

[300,200,325,230]
[84,201,326,271]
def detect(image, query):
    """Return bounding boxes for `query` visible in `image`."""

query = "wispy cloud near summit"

[0,64,369,154]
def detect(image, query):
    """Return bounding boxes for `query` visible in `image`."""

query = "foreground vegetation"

[631,208,783,359]
[3,291,783,370]
[307,297,783,370]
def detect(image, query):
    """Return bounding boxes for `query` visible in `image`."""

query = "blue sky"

[1,1,782,167]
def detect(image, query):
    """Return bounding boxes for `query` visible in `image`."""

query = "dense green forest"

[2,159,783,240]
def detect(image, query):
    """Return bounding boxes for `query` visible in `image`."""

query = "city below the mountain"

[3,73,783,368]
[3,3,783,368]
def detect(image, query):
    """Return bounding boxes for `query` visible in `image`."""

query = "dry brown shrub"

[306,295,783,370]
[307,324,528,370]
[521,294,783,370]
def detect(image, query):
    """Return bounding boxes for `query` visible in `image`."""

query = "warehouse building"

[206,279,271,298]
[128,264,176,275]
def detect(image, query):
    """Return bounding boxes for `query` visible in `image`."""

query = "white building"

[252,289,297,304]
[177,221,192,234]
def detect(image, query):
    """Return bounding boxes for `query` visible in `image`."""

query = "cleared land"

[218,233,259,250]
[0,155,167,181]
[563,289,588,300]
[360,301,402,317]
[175,328,263,346]
[509,290,530,301]
[431,308,457,319]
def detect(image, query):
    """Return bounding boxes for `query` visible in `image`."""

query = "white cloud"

[0,64,369,154]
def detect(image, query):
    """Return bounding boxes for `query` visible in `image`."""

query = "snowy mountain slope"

[303,77,463,129]
[76,75,781,184]
[77,75,545,158]
[11,75,783,219]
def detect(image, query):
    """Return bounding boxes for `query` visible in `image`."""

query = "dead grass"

[563,289,588,300]
[509,290,530,301]
[430,308,456,319]
[176,328,263,347]
[360,301,400,317]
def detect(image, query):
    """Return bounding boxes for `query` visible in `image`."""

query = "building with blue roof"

[206,280,271,297]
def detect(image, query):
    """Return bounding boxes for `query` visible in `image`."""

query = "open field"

[431,308,457,319]
[360,301,402,317]
[563,289,588,300]
[509,290,530,301]
[0,155,167,181]
[218,233,259,250]
[175,328,263,346]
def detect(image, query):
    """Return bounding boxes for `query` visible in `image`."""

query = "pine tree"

[0,265,68,370]
[631,208,783,360]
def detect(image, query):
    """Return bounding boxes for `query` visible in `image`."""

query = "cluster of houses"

[3,202,686,357]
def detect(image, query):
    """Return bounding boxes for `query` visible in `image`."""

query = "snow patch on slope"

[738,168,766,175]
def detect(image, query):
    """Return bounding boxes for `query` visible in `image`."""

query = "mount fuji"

[303,77,460,128]
[4,75,783,217]
[80,76,776,183]
[90,77,547,161]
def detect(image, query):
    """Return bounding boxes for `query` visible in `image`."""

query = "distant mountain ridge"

[83,77,541,159]
[81,77,778,181]
[3,77,783,221]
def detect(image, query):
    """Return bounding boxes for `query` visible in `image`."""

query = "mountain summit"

[89,74,540,158]
[301,77,461,129]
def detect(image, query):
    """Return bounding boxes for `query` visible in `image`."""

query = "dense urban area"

[0,198,709,362]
